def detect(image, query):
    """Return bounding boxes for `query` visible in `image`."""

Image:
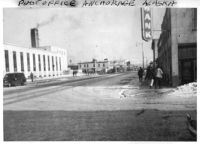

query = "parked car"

[97,69,106,75]
[3,72,27,87]
[107,69,114,74]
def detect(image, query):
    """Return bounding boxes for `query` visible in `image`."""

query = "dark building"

[157,8,197,86]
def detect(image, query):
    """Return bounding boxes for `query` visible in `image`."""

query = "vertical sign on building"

[141,7,152,42]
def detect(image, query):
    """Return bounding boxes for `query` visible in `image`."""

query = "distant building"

[78,59,109,72]
[68,65,78,70]
[157,8,197,86]
[3,28,68,78]
[109,60,126,68]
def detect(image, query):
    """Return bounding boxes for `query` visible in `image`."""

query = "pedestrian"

[148,62,156,89]
[30,72,34,82]
[138,67,144,82]
[73,70,77,77]
[145,65,151,80]
[155,65,163,89]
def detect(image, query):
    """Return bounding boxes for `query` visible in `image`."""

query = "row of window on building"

[4,50,62,73]
[57,50,66,55]
[79,63,105,68]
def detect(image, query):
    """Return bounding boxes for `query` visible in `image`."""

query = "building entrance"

[180,59,196,85]
[178,44,197,85]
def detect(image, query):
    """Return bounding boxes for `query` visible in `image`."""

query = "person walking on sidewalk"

[30,72,34,82]
[145,66,150,80]
[138,67,144,82]
[148,62,156,89]
[155,65,163,89]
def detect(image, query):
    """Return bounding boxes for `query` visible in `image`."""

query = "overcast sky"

[3,7,165,65]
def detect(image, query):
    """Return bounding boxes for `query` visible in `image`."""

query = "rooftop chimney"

[31,28,39,47]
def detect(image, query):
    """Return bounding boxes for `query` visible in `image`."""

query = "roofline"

[3,43,66,50]
[78,61,109,64]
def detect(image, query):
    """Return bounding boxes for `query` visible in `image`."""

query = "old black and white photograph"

[2,0,198,142]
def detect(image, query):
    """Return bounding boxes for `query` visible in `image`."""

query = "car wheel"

[8,83,12,87]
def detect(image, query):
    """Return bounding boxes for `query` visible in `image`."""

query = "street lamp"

[136,42,144,69]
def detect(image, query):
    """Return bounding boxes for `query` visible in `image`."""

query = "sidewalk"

[26,73,89,84]
[122,78,174,97]
[140,78,171,89]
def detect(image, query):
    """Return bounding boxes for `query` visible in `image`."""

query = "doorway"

[180,59,196,85]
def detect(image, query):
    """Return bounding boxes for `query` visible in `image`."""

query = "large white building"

[3,28,68,78]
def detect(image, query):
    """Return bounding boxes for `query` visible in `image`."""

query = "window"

[84,64,85,67]
[52,56,54,71]
[103,63,105,67]
[5,50,9,72]
[48,56,50,71]
[192,8,197,30]
[43,55,46,71]
[59,57,61,71]
[38,54,41,71]
[79,65,81,68]
[20,52,24,72]
[87,64,88,67]
[93,64,95,67]
[98,64,100,67]
[27,53,30,71]
[56,56,58,71]
[13,51,17,72]
[33,54,36,71]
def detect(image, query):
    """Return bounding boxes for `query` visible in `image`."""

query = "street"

[3,72,197,141]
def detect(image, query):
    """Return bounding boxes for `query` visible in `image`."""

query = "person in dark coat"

[30,72,34,82]
[138,67,144,82]
[145,66,151,80]
[148,62,156,89]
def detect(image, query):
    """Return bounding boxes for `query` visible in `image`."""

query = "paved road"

[4,72,134,93]
[3,72,135,108]
[3,71,197,141]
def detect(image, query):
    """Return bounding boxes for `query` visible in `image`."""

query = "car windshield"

[4,74,10,79]
[4,74,14,79]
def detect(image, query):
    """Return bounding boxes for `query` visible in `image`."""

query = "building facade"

[3,43,68,78]
[151,39,159,63]
[78,59,110,72]
[157,8,197,87]
[3,28,68,78]
[78,59,127,73]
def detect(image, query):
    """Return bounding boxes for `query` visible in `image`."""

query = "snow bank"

[170,82,197,96]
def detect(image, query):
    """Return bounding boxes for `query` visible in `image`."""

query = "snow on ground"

[168,82,197,97]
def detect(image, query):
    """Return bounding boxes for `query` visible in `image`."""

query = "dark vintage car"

[97,69,106,75]
[107,69,114,74]
[3,72,27,87]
